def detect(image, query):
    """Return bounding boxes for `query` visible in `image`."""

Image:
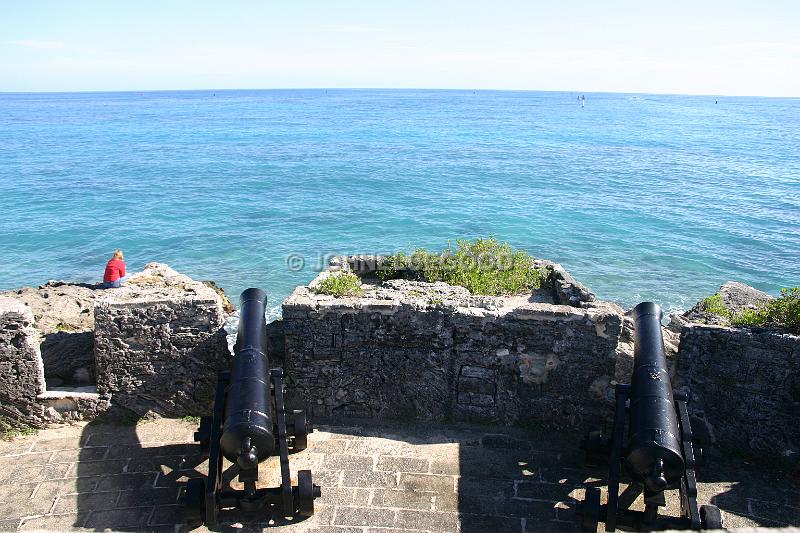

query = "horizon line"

[0,87,797,99]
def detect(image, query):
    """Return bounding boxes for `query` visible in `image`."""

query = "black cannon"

[579,302,722,531]
[184,288,320,526]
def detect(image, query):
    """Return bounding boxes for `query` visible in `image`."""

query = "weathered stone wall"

[283,264,623,428]
[1,282,97,388]
[675,323,800,459]
[94,263,230,417]
[0,297,47,427]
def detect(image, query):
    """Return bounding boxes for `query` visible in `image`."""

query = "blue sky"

[2,0,799,95]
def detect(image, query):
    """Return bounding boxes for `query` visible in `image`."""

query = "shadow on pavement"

[75,407,315,532]
[699,447,800,527]
[70,411,799,532]
[75,407,202,531]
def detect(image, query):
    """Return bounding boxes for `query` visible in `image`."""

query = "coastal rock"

[683,280,772,324]
[718,281,772,312]
[94,262,230,417]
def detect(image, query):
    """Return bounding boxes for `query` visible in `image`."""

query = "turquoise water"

[1,89,798,318]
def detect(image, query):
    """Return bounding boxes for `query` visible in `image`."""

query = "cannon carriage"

[580,302,723,531]
[184,288,321,526]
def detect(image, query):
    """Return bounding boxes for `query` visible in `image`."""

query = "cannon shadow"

[303,419,591,533]
[73,408,315,532]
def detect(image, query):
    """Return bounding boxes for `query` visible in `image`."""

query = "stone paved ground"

[0,417,798,532]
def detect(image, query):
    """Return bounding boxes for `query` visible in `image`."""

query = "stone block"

[399,473,455,493]
[84,507,154,529]
[94,263,230,416]
[372,488,434,510]
[0,297,46,427]
[341,470,398,489]
[19,513,88,531]
[375,456,430,473]
[333,507,396,527]
[395,509,460,531]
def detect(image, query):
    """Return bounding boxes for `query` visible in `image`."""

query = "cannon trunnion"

[184,288,321,526]
[580,302,722,532]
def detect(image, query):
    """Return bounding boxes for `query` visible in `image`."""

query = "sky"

[1,1,799,96]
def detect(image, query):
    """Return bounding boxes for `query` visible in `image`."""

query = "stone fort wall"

[282,257,624,429]
[0,263,229,427]
[1,259,796,461]
[675,321,800,459]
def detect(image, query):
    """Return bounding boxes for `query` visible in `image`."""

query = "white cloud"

[9,39,67,50]
[716,42,800,54]
[323,25,384,34]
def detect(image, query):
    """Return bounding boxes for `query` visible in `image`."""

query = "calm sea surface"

[1,89,798,318]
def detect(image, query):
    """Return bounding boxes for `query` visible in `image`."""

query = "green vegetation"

[769,288,800,333]
[0,416,37,440]
[378,238,547,296]
[702,288,800,334]
[181,415,201,424]
[700,294,731,319]
[730,308,766,328]
[312,272,363,297]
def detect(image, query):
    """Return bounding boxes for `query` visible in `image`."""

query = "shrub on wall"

[377,238,547,296]
[313,272,363,297]
[702,287,800,334]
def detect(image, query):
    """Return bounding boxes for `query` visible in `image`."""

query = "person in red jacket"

[102,249,127,288]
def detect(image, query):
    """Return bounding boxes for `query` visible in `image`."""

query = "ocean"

[1,89,798,319]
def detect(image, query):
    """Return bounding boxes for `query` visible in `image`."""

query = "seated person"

[102,249,128,288]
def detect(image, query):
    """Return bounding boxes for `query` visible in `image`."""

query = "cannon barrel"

[220,288,275,468]
[626,302,685,492]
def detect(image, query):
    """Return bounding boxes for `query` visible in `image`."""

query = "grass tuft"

[313,272,363,297]
[0,416,37,440]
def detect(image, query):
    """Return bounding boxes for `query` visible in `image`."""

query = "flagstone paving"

[0,417,797,532]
